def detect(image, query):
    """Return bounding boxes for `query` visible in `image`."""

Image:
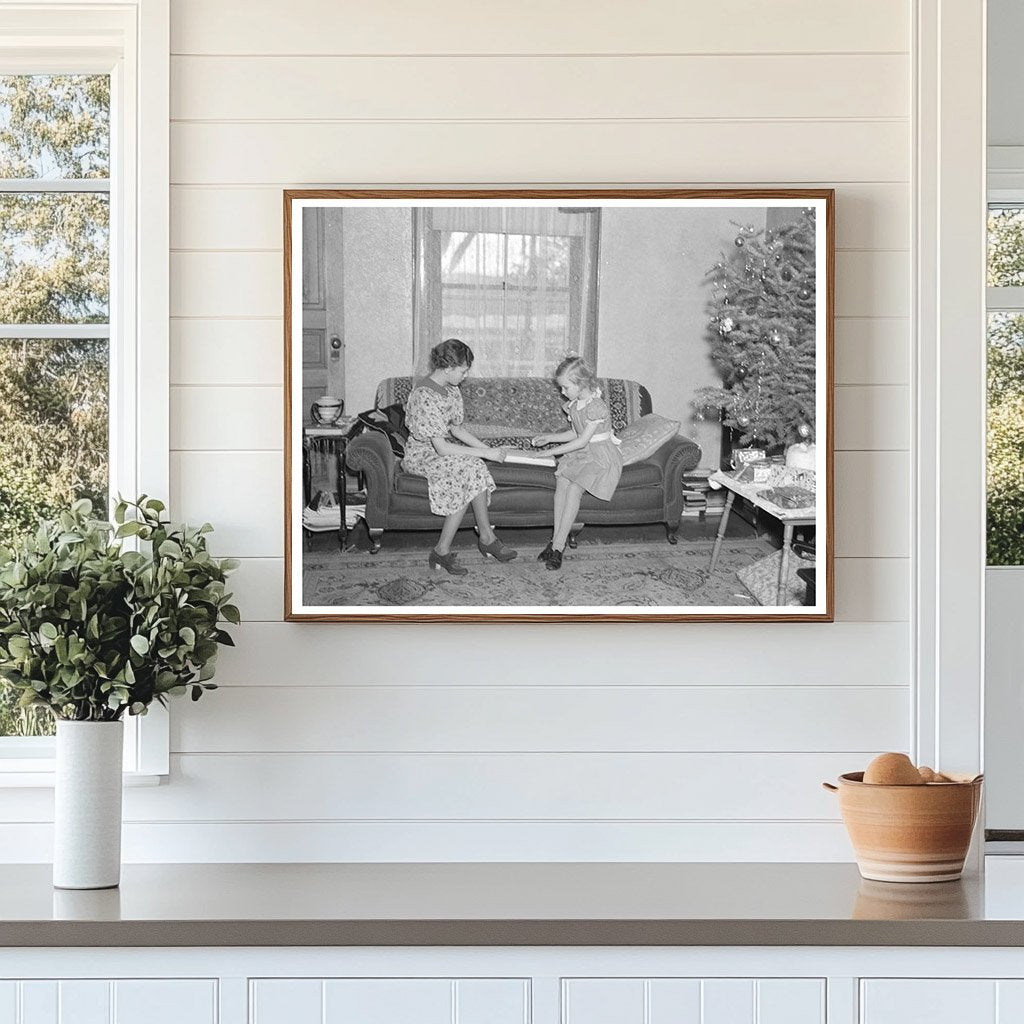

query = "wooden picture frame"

[284,189,834,622]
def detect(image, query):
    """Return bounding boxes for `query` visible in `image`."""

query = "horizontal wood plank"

[833,451,909,558]
[170,451,283,557]
[209,621,910,686]
[170,249,908,321]
[0,821,857,862]
[171,54,909,122]
[170,0,910,56]
[171,319,284,386]
[170,121,909,186]
[834,385,910,451]
[170,386,281,450]
[834,318,909,385]
[226,556,908,623]
[118,751,873,820]
[169,383,908,453]
[171,183,908,252]
[172,445,906,558]
[171,685,909,754]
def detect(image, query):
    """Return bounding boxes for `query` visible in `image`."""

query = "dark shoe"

[537,542,554,562]
[429,549,468,576]
[545,548,564,571]
[478,536,518,562]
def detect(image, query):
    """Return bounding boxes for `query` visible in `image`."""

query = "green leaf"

[130,634,150,656]
[145,498,166,513]
[220,558,241,572]
[220,604,241,625]
[158,539,182,559]
[178,626,196,646]
[39,622,58,641]
[117,520,140,537]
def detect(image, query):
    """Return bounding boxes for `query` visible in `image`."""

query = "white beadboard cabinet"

[7,950,1024,1024]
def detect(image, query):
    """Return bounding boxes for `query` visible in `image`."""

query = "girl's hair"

[554,354,598,390]
[430,338,474,370]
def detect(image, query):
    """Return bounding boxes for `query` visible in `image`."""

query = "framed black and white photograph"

[284,189,834,622]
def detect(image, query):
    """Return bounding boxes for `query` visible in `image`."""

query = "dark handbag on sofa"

[355,403,408,457]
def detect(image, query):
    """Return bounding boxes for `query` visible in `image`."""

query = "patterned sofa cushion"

[375,376,649,439]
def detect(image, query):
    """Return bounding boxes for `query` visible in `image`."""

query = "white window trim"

[0,0,169,783]
[914,0,986,826]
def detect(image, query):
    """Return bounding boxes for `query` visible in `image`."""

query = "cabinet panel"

[757,980,825,1024]
[251,979,527,1024]
[455,980,529,1024]
[19,983,56,1024]
[564,978,825,1024]
[58,982,110,1024]
[563,979,645,1024]
[114,981,217,1024]
[324,980,451,1024]
[861,981,996,1024]
[0,983,15,1024]
[648,979,701,1022]
[702,979,754,1024]
[250,979,322,1024]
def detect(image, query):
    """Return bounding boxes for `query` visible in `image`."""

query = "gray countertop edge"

[4,919,1024,948]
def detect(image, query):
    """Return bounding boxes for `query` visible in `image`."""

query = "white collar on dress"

[573,388,601,411]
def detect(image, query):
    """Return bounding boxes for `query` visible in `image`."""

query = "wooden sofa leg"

[666,521,680,545]
[568,522,584,549]
[368,528,383,554]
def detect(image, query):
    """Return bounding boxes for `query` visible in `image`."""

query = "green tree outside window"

[0,75,110,736]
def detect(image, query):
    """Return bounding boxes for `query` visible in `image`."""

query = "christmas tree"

[695,209,818,451]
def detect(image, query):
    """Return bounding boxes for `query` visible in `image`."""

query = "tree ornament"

[774,253,782,263]
[722,296,731,306]
[769,328,783,345]
[798,286,811,299]
[797,422,812,439]
[734,364,748,381]
[781,268,793,282]
[736,414,751,428]
[719,317,736,335]
[734,235,745,247]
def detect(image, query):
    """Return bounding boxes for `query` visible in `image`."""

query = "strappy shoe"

[544,547,564,571]
[478,536,518,562]
[428,549,468,575]
[537,542,554,562]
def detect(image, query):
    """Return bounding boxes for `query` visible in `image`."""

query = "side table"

[708,468,816,606]
[303,419,359,549]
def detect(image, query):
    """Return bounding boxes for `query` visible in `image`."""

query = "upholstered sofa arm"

[347,432,399,528]
[645,435,703,520]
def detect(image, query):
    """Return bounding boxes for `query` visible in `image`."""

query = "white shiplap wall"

[4,0,917,862]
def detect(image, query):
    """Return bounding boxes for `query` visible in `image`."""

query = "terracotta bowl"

[823,772,983,883]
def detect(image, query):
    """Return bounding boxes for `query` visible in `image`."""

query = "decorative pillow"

[617,413,681,466]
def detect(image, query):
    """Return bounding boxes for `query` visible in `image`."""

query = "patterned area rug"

[303,537,780,608]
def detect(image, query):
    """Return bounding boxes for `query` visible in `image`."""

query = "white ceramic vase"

[53,720,124,889]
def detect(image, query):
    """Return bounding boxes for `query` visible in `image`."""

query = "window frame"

[0,0,169,783]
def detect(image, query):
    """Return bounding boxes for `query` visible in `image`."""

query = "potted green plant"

[0,497,239,889]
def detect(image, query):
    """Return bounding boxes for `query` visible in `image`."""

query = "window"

[415,206,600,377]
[986,204,1024,565]
[0,3,169,778]
[0,74,111,739]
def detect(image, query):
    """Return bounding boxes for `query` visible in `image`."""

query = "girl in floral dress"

[403,339,517,575]
[530,356,623,570]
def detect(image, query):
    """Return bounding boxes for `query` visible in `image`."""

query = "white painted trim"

[0,324,111,338]
[987,286,1024,310]
[913,1,986,783]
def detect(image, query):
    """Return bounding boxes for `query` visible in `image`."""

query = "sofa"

[346,376,702,553]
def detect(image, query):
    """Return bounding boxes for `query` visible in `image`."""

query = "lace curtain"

[413,206,600,377]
